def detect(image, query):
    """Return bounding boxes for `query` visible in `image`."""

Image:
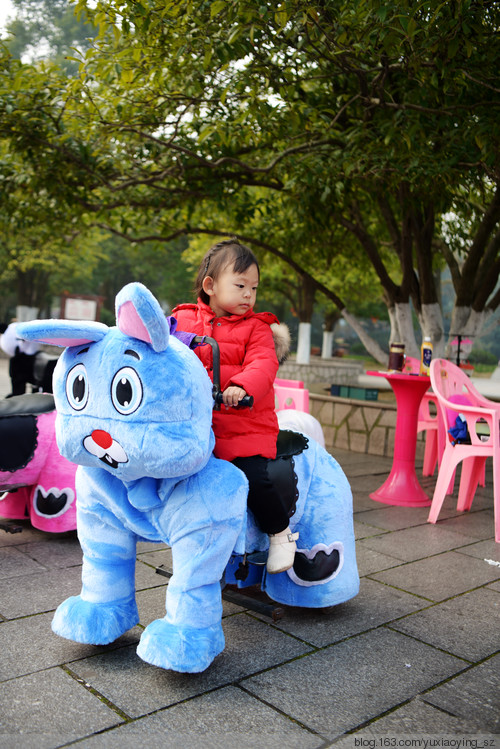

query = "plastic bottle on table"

[420,336,433,375]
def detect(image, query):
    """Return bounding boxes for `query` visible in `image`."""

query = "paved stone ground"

[0,356,498,748]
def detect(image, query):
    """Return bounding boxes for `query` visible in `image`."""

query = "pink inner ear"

[117,301,152,344]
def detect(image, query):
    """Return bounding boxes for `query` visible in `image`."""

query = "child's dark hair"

[195,239,260,304]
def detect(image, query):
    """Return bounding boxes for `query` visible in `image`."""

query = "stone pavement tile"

[0,666,122,749]
[353,520,387,541]
[135,586,167,623]
[0,523,47,547]
[136,546,172,570]
[342,458,392,478]
[135,558,172,591]
[0,565,82,618]
[331,698,496,742]
[369,551,500,601]
[456,538,500,563]
[350,477,389,497]
[258,579,427,647]
[74,685,324,749]
[331,447,363,464]
[435,509,495,540]
[488,580,500,592]
[136,586,241,624]
[391,587,500,662]
[136,541,169,553]
[423,483,493,516]
[359,525,478,564]
[69,613,313,718]
[423,654,500,734]
[356,543,403,575]
[0,546,46,579]
[0,612,140,681]
[16,535,81,568]
[354,505,432,532]
[243,628,465,739]
[352,493,380,511]
[416,495,472,521]
[456,485,494,511]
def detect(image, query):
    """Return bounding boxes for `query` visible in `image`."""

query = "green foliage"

[469,348,498,367]
[4,0,98,74]
[0,0,499,347]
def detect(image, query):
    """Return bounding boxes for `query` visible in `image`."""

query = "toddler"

[172,239,298,574]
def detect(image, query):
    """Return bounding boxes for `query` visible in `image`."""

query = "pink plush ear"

[114,282,170,352]
[117,301,153,344]
[16,320,108,348]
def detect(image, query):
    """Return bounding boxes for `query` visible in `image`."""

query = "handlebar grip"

[238,395,254,409]
[214,393,254,409]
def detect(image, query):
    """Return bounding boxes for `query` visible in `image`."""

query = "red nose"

[92,429,113,449]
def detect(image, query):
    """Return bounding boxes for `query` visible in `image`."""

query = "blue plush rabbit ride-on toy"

[18,282,359,673]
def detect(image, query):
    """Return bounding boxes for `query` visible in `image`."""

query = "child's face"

[204,263,259,317]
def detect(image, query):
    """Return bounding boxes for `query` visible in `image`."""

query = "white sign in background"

[64,298,98,321]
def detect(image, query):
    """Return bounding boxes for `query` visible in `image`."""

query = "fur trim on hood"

[271,322,290,364]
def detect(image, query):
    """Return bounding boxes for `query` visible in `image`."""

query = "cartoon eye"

[111,367,143,415]
[66,364,89,411]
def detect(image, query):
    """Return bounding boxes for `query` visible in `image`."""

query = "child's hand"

[222,386,247,407]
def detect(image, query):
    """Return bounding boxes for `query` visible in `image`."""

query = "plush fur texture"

[19,283,248,673]
[225,417,359,608]
[18,282,359,672]
[0,397,77,532]
[271,322,291,364]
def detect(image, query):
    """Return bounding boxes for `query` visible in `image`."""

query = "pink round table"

[367,370,431,507]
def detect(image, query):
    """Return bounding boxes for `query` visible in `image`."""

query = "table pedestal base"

[370,461,431,507]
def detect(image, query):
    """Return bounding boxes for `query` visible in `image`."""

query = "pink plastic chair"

[428,358,500,542]
[275,377,305,389]
[403,356,439,476]
[274,381,310,412]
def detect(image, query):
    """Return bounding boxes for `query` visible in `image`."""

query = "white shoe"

[266,530,299,574]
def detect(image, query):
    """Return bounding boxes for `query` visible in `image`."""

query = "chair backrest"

[444,393,473,429]
[430,358,488,407]
[430,358,499,446]
[274,383,309,412]
[274,377,305,389]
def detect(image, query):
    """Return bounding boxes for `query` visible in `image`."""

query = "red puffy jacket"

[171,299,279,461]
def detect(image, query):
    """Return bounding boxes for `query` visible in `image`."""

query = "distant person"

[0,321,56,396]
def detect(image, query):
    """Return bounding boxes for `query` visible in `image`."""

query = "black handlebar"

[213,392,254,409]
[192,335,254,411]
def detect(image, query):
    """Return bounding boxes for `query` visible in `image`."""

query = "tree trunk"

[296,322,311,364]
[321,309,341,358]
[322,330,334,359]
[341,308,387,364]
[417,302,445,357]
[294,274,316,364]
[447,305,492,359]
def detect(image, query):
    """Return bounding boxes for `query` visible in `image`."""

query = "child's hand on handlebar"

[222,386,247,408]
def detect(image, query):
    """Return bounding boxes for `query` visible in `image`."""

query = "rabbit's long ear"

[16,319,108,348]
[115,282,170,352]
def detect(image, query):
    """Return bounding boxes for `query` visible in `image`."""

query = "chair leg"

[422,430,438,476]
[480,461,486,488]
[493,452,500,543]
[436,423,455,494]
[457,456,485,512]
[428,449,462,525]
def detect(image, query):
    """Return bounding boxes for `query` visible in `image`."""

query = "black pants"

[232,455,298,535]
[9,352,36,396]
